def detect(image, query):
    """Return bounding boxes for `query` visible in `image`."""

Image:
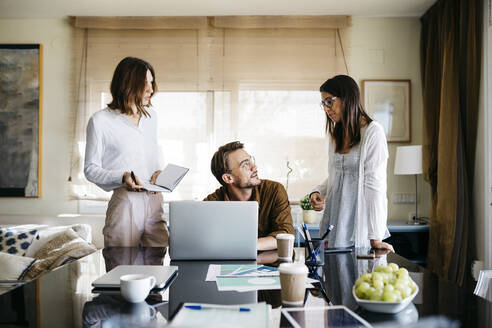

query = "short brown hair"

[107,57,157,117]
[211,141,244,186]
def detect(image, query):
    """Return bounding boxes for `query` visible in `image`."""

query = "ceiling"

[1,0,437,19]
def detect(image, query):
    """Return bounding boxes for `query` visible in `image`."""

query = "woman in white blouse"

[84,57,168,247]
[310,75,394,251]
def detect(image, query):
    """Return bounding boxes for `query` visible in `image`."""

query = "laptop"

[92,265,178,289]
[169,201,258,260]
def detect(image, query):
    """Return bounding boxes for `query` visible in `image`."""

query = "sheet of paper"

[216,276,316,292]
[169,302,270,328]
[206,264,222,281]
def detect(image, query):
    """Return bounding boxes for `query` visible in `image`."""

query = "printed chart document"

[206,264,279,281]
[141,164,189,192]
[206,264,316,292]
[169,302,271,328]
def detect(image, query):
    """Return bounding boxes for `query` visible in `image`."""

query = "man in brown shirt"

[204,141,295,251]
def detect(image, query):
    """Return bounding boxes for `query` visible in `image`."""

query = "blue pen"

[303,224,314,259]
[304,223,312,241]
[184,305,251,312]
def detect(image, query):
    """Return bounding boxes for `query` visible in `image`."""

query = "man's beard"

[234,176,261,189]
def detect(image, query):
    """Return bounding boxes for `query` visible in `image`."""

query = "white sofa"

[0,223,96,281]
[0,215,105,249]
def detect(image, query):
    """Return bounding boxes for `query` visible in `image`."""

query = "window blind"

[70,16,350,202]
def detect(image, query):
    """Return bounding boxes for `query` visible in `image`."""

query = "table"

[0,246,490,327]
[384,220,429,266]
[295,221,430,266]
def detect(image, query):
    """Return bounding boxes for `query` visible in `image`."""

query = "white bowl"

[352,285,419,314]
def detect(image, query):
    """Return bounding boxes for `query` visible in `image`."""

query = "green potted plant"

[300,194,317,224]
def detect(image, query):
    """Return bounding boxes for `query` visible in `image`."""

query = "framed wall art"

[361,79,411,143]
[0,44,42,197]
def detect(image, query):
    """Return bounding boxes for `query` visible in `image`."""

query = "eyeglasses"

[320,96,337,110]
[238,156,256,171]
[226,156,256,174]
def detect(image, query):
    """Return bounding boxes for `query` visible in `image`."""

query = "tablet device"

[91,265,178,289]
[281,306,371,328]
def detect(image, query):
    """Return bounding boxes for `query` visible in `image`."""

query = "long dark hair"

[320,75,372,153]
[108,57,157,117]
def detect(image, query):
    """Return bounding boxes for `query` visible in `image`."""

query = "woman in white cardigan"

[310,75,393,251]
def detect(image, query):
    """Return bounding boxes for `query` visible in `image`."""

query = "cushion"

[0,252,36,280]
[0,225,40,256]
[25,224,93,257]
[23,228,97,280]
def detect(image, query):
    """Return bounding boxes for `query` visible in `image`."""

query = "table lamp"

[394,145,423,225]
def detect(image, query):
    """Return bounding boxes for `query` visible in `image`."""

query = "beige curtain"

[69,16,350,201]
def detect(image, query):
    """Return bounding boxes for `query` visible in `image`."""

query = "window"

[70,16,348,202]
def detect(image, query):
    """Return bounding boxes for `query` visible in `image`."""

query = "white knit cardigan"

[314,121,390,248]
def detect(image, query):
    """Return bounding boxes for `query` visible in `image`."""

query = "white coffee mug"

[120,274,156,303]
[123,301,157,322]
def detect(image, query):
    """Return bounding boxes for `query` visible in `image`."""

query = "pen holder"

[305,238,325,266]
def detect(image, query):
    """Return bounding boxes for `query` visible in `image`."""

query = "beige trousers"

[103,188,169,247]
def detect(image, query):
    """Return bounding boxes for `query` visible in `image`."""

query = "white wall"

[0,18,78,214]
[481,7,492,269]
[0,17,432,241]
[475,40,486,263]
[347,17,431,222]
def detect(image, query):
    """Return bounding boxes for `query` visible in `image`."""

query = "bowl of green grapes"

[352,263,419,314]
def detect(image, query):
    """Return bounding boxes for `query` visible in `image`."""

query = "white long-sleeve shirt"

[84,107,162,192]
[314,121,390,248]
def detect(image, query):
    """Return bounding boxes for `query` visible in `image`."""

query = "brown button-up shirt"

[204,179,295,238]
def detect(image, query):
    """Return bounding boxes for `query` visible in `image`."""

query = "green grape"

[358,282,371,293]
[372,272,383,281]
[369,288,383,301]
[409,280,417,292]
[394,281,406,292]
[397,268,409,278]
[355,277,365,287]
[382,266,393,273]
[355,287,365,299]
[362,273,372,282]
[381,272,390,283]
[356,282,371,298]
[373,279,384,289]
[374,265,386,273]
[398,276,410,285]
[388,263,399,272]
[382,291,398,302]
[383,284,395,293]
[401,286,413,298]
